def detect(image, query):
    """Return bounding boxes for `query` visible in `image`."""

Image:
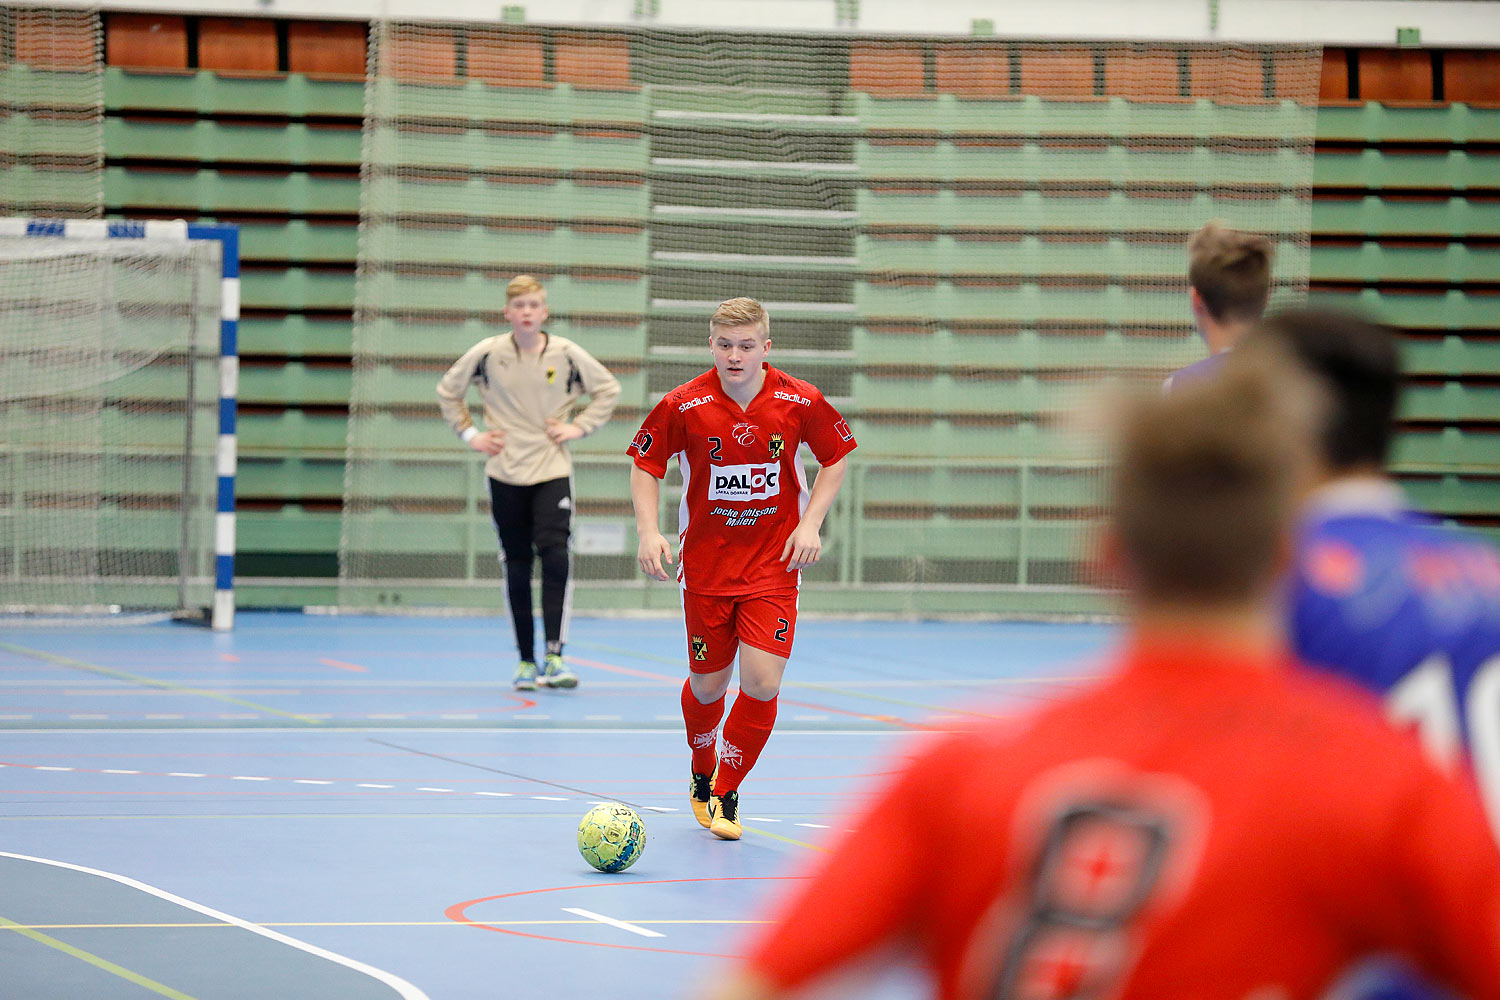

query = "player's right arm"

[630,465,673,581]
[627,393,685,582]
[437,341,504,455]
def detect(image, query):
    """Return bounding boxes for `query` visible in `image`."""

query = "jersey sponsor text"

[710,463,781,502]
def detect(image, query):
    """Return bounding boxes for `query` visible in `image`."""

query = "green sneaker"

[513,660,538,691]
[539,653,578,689]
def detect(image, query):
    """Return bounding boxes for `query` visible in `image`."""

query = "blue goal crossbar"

[2,218,239,630]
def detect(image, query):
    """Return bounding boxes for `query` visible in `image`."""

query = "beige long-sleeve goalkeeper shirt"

[436,332,621,486]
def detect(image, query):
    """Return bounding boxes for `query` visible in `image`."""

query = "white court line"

[34,766,73,771]
[293,779,332,785]
[562,907,664,939]
[357,783,394,788]
[0,852,430,1000]
[532,795,566,801]
[167,772,205,778]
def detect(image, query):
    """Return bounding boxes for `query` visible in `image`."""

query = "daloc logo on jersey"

[710,463,780,501]
[691,635,708,661]
[768,432,784,461]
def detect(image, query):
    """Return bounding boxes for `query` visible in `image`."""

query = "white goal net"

[0,231,223,623]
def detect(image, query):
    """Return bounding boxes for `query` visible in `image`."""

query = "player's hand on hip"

[545,419,584,444]
[637,531,674,581]
[781,523,822,571]
[468,430,504,456]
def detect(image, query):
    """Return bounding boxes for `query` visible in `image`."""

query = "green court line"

[0,913,198,999]
[0,643,322,725]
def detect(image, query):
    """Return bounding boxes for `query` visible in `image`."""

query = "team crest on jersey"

[768,432,784,461]
[630,430,653,455]
[732,422,758,446]
[691,635,708,661]
[545,366,557,384]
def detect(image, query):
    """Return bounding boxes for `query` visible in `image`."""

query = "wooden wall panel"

[288,21,367,77]
[199,18,278,73]
[14,11,97,69]
[106,13,188,70]
[1019,46,1095,98]
[1445,50,1500,104]
[935,44,1009,98]
[1359,49,1433,101]
[554,32,632,89]
[851,42,926,95]
[468,32,546,87]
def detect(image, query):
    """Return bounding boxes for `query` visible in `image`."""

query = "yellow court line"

[0,913,198,999]
[742,823,830,852]
[6,919,775,930]
[0,643,322,725]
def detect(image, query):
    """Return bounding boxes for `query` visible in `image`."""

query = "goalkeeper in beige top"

[437,275,621,690]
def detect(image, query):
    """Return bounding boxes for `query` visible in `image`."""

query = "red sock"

[681,679,726,776]
[715,692,778,795]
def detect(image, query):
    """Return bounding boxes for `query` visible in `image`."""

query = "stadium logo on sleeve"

[630,430,653,455]
[768,432,784,461]
[774,390,811,406]
[710,463,781,501]
[691,635,708,661]
[679,395,714,413]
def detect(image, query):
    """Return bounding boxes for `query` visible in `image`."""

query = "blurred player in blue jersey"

[1164,222,1273,392]
[1248,308,1500,1000]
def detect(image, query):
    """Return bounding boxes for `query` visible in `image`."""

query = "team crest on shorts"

[545,367,557,384]
[768,432,784,461]
[691,635,708,661]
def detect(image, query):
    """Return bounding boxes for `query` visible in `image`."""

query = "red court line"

[320,658,369,673]
[446,876,807,957]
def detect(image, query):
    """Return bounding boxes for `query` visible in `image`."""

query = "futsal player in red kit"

[703,362,1500,1000]
[628,297,856,841]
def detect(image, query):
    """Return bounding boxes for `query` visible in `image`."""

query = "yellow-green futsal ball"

[577,803,646,873]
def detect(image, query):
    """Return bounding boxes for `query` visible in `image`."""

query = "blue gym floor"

[0,613,1114,999]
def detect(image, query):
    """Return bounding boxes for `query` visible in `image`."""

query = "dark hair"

[1245,309,1401,471]
[1112,361,1314,604]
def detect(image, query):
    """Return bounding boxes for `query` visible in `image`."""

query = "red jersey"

[741,633,1500,1000]
[628,364,856,596]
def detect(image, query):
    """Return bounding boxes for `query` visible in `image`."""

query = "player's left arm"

[782,393,857,572]
[782,457,847,571]
[548,345,622,444]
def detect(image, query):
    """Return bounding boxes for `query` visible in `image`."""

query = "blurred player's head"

[504,274,548,335]
[709,297,771,390]
[1244,308,1401,476]
[1109,360,1317,609]
[1188,222,1273,346]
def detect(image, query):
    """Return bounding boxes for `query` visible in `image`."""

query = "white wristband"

[460,426,479,443]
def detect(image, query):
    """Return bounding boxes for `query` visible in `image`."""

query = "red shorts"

[681,588,799,673]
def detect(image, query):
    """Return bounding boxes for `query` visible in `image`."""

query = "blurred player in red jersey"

[628,297,856,841]
[702,363,1500,1000]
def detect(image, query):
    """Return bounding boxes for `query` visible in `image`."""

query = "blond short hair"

[1111,358,1315,604]
[1188,222,1273,323]
[709,297,769,338]
[506,274,546,302]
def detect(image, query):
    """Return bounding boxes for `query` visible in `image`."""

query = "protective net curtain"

[342,24,1318,615]
[0,7,104,218]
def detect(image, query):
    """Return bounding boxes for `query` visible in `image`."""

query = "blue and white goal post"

[0,218,239,629]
